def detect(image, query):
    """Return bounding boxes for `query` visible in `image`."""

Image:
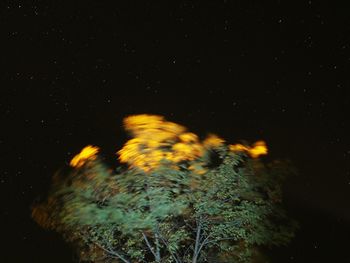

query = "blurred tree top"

[32,114,297,263]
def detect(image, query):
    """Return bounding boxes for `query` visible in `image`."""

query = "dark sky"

[1,1,350,262]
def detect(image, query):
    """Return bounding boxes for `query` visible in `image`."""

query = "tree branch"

[93,241,131,263]
[154,232,161,262]
[195,233,212,259]
[192,218,202,263]
[206,237,237,245]
[182,244,192,262]
[157,231,182,263]
[142,232,158,260]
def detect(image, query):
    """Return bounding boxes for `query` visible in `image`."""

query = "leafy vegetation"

[32,114,297,262]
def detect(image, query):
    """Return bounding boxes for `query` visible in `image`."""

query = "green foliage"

[32,146,297,263]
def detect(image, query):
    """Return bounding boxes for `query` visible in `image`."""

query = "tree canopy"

[32,114,297,263]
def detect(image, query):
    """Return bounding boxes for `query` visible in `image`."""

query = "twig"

[194,235,211,260]
[93,241,131,263]
[154,232,161,262]
[142,232,158,260]
[192,218,202,263]
[158,232,182,263]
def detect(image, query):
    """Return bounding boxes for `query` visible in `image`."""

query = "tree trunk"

[192,220,202,263]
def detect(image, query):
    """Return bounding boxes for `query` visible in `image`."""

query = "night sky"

[1,1,350,262]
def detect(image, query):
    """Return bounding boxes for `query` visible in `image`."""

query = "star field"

[1,1,350,262]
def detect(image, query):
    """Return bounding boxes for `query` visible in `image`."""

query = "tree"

[32,114,297,262]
